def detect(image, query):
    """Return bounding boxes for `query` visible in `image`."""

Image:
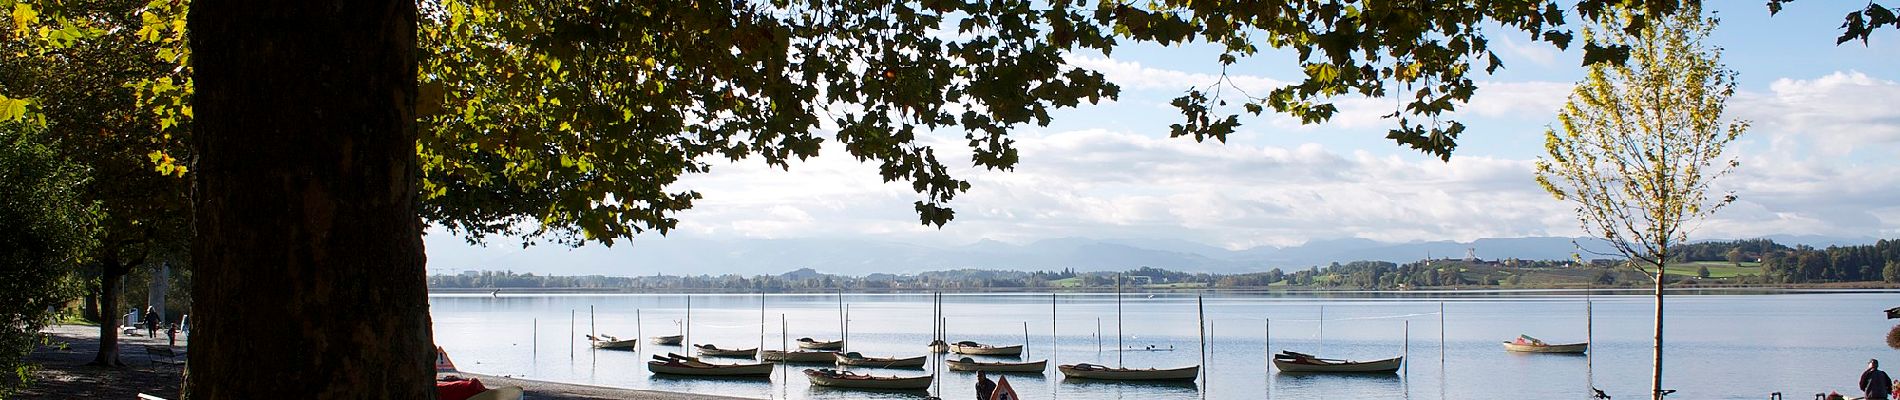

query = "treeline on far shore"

[427,239,1900,292]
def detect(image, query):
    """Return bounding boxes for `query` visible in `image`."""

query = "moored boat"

[760,349,840,363]
[797,337,844,350]
[946,357,1047,373]
[647,353,774,377]
[1271,351,1402,373]
[1057,363,1199,380]
[949,341,1022,356]
[650,335,683,345]
[927,339,949,353]
[694,344,758,357]
[1501,335,1587,354]
[834,352,926,368]
[803,368,932,390]
[587,334,638,350]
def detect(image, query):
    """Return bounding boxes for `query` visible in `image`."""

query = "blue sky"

[427,3,1899,272]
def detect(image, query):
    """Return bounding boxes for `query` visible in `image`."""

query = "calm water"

[429,291,1900,399]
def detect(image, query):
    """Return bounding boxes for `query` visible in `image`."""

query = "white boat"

[946,357,1047,373]
[647,353,774,377]
[693,344,758,357]
[650,335,683,345]
[803,368,932,390]
[949,341,1022,356]
[1271,351,1402,373]
[1057,363,1199,380]
[1501,334,1588,354]
[834,352,926,368]
[760,349,839,363]
[587,334,638,350]
[797,337,844,350]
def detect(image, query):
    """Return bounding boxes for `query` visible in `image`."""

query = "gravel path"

[19,324,755,400]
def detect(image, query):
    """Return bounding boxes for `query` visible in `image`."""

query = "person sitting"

[974,371,995,400]
[1863,359,1893,400]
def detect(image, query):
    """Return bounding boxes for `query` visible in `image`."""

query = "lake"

[429,290,1900,399]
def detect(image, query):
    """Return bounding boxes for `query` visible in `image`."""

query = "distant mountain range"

[424,233,1882,277]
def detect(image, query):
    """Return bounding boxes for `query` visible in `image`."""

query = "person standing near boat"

[1863,359,1894,400]
[974,371,995,400]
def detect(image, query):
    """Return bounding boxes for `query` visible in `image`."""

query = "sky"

[426,3,1900,270]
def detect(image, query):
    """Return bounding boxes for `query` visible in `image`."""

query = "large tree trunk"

[187,0,429,398]
[1651,266,1665,400]
[89,257,129,367]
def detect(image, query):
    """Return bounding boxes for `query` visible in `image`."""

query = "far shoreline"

[428,282,1900,296]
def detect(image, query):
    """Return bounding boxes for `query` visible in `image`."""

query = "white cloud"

[1068,55,1288,94]
[1735,71,1900,154]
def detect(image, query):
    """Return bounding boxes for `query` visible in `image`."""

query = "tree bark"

[187,0,429,398]
[89,257,129,367]
[1652,264,1665,400]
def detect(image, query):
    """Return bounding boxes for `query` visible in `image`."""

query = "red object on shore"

[436,377,486,400]
[990,376,1019,400]
[436,346,458,372]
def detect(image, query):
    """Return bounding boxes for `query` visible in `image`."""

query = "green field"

[1048,277,1084,287]
[1662,261,1762,278]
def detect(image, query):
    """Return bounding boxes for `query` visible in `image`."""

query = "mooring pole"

[1198,295,1207,384]
[570,309,575,359]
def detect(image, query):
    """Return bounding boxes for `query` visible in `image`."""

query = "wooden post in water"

[1116,273,1124,368]
[1096,318,1103,353]
[1403,319,1410,376]
[752,291,760,354]
[636,309,643,354]
[780,314,788,352]
[1051,293,1057,370]
[1022,321,1030,357]
[1198,295,1207,384]
[570,309,575,359]
[1264,318,1271,369]
[844,304,851,353]
[1439,301,1446,369]
[532,318,538,359]
[836,289,845,345]
[589,305,595,339]
[1319,305,1326,355]
[1587,290,1594,394]
[685,295,692,355]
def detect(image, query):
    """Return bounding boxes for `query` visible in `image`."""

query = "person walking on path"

[143,306,159,337]
[974,371,995,400]
[1863,359,1894,400]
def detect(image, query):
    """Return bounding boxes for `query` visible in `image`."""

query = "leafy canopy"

[9,0,1882,249]
[1534,5,1747,272]
[0,126,97,395]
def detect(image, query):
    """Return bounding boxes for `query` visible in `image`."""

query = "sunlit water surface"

[430,291,1899,399]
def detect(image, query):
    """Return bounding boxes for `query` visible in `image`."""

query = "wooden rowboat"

[946,357,1047,373]
[803,368,932,390]
[949,341,1022,356]
[1272,351,1402,373]
[1057,363,1199,381]
[650,335,683,346]
[646,353,774,377]
[693,344,758,357]
[760,349,839,363]
[796,337,844,350]
[1501,341,1589,354]
[587,334,638,350]
[834,352,926,368]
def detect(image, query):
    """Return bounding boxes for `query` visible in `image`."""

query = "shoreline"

[430,283,1900,295]
[18,325,751,400]
[442,372,760,400]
